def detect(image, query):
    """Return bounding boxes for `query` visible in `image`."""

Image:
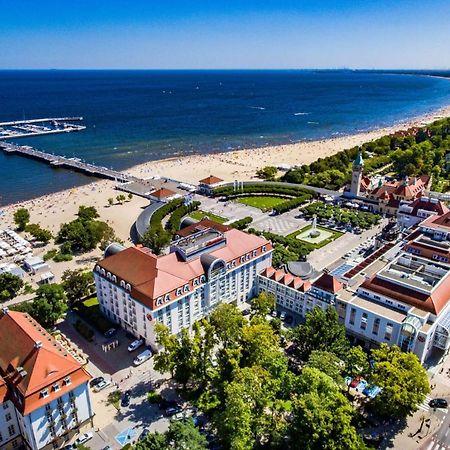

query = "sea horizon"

[1,69,450,206]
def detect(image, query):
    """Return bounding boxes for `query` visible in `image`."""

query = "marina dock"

[0,142,138,182]
[0,117,86,141]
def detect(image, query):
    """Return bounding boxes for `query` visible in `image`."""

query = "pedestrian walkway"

[419,396,434,412]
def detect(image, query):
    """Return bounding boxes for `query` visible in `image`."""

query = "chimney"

[34,340,42,349]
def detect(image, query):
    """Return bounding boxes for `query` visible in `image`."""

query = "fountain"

[309,215,320,238]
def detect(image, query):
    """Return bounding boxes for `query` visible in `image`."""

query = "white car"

[75,432,94,446]
[93,379,111,392]
[128,338,144,352]
[133,349,152,366]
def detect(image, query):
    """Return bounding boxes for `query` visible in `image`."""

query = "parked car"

[74,432,93,446]
[104,328,117,338]
[128,338,144,352]
[242,309,251,316]
[429,398,448,408]
[349,376,362,388]
[133,349,152,366]
[101,446,112,450]
[121,390,131,407]
[63,445,73,450]
[271,310,277,318]
[93,379,111,392]
[280,311,286,321]
[355,379,368,392]
[165,405,183,417]
[139,428,150,441]
[90,376,104,388]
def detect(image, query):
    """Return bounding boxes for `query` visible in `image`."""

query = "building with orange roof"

[197,175,226,196]
[397,196,449,229]
[147,187,180,203]
[94,219,273,346]
[0,310,94,450]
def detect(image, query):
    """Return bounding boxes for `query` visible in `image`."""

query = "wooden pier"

[0,143,139,182]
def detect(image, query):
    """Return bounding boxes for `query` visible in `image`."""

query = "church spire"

[353,152,364,167]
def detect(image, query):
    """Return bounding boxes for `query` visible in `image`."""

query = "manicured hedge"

[272,193,313,214]
[229,216,253,230]
[213,183,314,198]
[166,201,201,232]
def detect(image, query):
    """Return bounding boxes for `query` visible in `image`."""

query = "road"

[420,410,450,450]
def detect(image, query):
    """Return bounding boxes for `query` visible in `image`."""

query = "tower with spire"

[350,152,364,197]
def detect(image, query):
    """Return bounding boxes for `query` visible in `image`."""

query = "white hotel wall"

[26,383,92,450]
[0,400,21,449]
[95,252,272,344]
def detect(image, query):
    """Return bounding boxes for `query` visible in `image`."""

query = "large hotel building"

[95,208,450,365]
[0,310,94,450]
[94,220,273,347]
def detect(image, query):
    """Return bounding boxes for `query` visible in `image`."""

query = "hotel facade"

[94,220,273,347]
[0,310,94,450]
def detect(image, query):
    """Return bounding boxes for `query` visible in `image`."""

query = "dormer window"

[112,275,117,282]
[193,278,199,286]
[183,284,190,293]
[63,376,71,386]
[176,288,182,296]
[40,389,49,398]
[126,283,131,291]
[120,280,125,288]
[53,383,60,392]
[262,245,267,252]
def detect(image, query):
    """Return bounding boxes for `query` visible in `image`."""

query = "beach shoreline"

[0,104,449,239]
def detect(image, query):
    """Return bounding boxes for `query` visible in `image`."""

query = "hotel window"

[40,388,49,398]
[176,288,182,296]
[5,413,12,421]
[2,403,8,410]
[64,376,72,386]
[385,323,393,341]
[349,308,356,325]
[8,425,15,437]
[53,383,60,392]
[360,313,368,331]
[372,318,380,335]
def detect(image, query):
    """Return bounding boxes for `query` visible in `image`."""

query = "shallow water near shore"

[1,70,450,205]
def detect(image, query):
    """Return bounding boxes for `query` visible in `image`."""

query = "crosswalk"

[419,396,434,411]
[425,438,450,450]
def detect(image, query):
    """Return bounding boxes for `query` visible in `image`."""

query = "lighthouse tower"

[350,152,364,197]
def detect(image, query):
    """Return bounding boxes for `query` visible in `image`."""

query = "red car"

[350,376,362,388]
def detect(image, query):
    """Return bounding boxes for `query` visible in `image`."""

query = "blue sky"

[1,0,449,69]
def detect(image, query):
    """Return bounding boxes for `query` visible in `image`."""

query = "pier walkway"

[0,117,85,140]
[0,143,138,182]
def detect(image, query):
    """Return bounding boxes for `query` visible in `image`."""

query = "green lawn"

[287,225,343,249]
[236,196,287,211]
[188,210,228,224]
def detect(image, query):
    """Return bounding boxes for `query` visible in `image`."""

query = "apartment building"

[0,310,94,450]
[94,220,273,347]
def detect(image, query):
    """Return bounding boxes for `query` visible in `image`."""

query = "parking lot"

[58,313,178,449]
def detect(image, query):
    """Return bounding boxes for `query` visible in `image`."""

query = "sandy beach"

[1,104,450,247]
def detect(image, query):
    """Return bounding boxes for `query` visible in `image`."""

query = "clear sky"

[1,0,449,69]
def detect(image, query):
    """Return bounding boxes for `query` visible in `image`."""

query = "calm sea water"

[1,70,450,206]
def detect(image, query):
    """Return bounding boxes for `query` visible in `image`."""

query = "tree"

[25,223,53,244]
[370,344,430,418]
[141,227,171,255]
[306,350,345,385]
[99,224,123,251]
[135,419,207,450]
[250,292,275,319]
[116,194,126,204]
[344,346,369,385]
[209,303,245,348]
[288,368,366,450]
[256,166,277,181]
[77,205,99,222]
[290,306,349,360]
[29,284,67,328]
[166,418,208,450]
[0,273,24,301]
[13,208,30,231]
[153,322,179,378]
[128,193,133,201]
[108,198,114,207]
[61,269,94,305]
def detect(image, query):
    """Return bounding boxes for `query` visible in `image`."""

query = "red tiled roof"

[150,188,177,199]
[0,311,90,414]
[312,273,342,293]
[199,175,224,185]
[400,198,449,217]
[421,211,450,232]
[176,219,231,238]
[259,267,311,292]
[97,227,272,309]
[0,376,7,404]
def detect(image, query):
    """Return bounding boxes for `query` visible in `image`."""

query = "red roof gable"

[199,175,224,185]
[313,273,342,293]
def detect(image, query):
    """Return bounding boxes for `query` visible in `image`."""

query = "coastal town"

[0,112,450,450]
